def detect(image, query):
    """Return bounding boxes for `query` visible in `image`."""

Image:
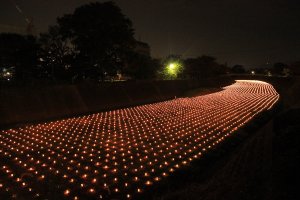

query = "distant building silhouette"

[135,41,150,56]
[0,24,37,37]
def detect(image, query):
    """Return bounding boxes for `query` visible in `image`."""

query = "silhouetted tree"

[158,54,184,79]
[39,25,72,79]
[217,64,229,75]
[273,62,288,76]
[289,60,300,76]
[184,58,199,78]
[57,1,136,79]
[123,52,163,79]
[231,65,245,74]
[254,68,264,74]
[0,33,41,80]
[183,55,218,78]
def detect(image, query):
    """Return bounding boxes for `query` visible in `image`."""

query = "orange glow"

[0,80,279,199]
[64,189,70,195]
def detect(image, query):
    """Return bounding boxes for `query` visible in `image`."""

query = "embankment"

[0,76,234,126]
[163,75,300,200]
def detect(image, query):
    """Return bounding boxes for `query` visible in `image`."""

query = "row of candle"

[0,80,279,199]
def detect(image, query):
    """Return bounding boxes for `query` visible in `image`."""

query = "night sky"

[1,0,300,69]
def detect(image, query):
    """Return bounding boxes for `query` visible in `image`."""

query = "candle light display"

[0,80,279,199]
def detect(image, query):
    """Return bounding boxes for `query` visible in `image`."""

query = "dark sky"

[1,0,300,69]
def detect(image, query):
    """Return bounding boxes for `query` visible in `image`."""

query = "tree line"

[1,1,299,84]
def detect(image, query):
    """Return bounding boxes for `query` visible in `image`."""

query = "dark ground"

[154,88,300,200]
[1,87,299,200]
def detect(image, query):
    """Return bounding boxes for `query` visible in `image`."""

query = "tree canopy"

[183,55,219,78]
[3,1,299,83]
[158,54,184,79]
[123,52,163,79]
[231,65,246,74]
[289,60,300,76]
[39,25,72,80]
[273,62,288,76]
[0,33,40,80]
[57,1,136,79]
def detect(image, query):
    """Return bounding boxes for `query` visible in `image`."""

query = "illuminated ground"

[178,87,223,98]
[0,80,279,199]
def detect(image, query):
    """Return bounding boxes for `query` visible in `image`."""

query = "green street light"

[170,64,174,69]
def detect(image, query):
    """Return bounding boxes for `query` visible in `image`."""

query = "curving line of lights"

[0,80,279,199]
